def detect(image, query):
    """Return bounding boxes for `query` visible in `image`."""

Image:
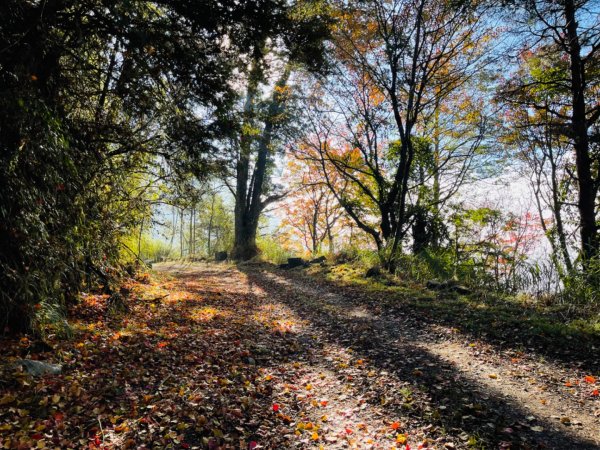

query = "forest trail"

[155,262,600,449]
[2,262,599,449]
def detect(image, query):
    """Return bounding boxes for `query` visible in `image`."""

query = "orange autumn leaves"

[564,375,598,396]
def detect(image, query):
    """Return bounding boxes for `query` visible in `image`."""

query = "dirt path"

[157,262,599,449]
[2,262,597,449]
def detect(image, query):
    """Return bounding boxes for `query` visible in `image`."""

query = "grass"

[301,262,600,363]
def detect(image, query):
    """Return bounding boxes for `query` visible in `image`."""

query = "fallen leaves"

[1,264,598,450]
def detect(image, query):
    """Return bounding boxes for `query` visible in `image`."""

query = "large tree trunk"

[232,220,260,260]
[232,64,291,260]
[564,0,599,262]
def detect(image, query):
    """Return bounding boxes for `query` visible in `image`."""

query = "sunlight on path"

[255,267,600,449]
[141,262,600,449]
[423,341,600,444]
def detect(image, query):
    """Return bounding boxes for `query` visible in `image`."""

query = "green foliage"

[561,258,600,307]
[394,249,463,283]
[196,193,234,257]
[332,246,380,268]
[121,233,174,264]
[32,300,73,341]
[257,236,293,265]
[0,0,328,334]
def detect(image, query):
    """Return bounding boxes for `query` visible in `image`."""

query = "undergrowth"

[302,249,600,354]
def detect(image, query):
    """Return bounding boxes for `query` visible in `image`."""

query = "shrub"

[257,236,293,265]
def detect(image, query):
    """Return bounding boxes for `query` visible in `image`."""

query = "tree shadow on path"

[239,265,600,450]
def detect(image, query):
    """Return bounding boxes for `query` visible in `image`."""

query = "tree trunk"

[137,215,144,259]
[180,209,184,259]
[207,195,215,256]
[564,0,599,262]
[232,64,291,260]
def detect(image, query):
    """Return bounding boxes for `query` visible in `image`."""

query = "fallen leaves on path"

[1,263,598,450]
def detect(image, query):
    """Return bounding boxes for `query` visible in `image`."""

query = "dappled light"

[2,0,600,448]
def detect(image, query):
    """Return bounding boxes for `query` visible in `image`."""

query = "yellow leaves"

[274,84,291,96]
[305,384,313,391]
[396,433,408,444]
[488,373,498,379]
[241,123,261,137]
[311,431,319,441]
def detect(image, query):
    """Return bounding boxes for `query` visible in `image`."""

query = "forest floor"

[1,262,599,449]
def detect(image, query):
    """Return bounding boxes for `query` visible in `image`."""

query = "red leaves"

[272,403,280,412]
[584,375,597,384]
